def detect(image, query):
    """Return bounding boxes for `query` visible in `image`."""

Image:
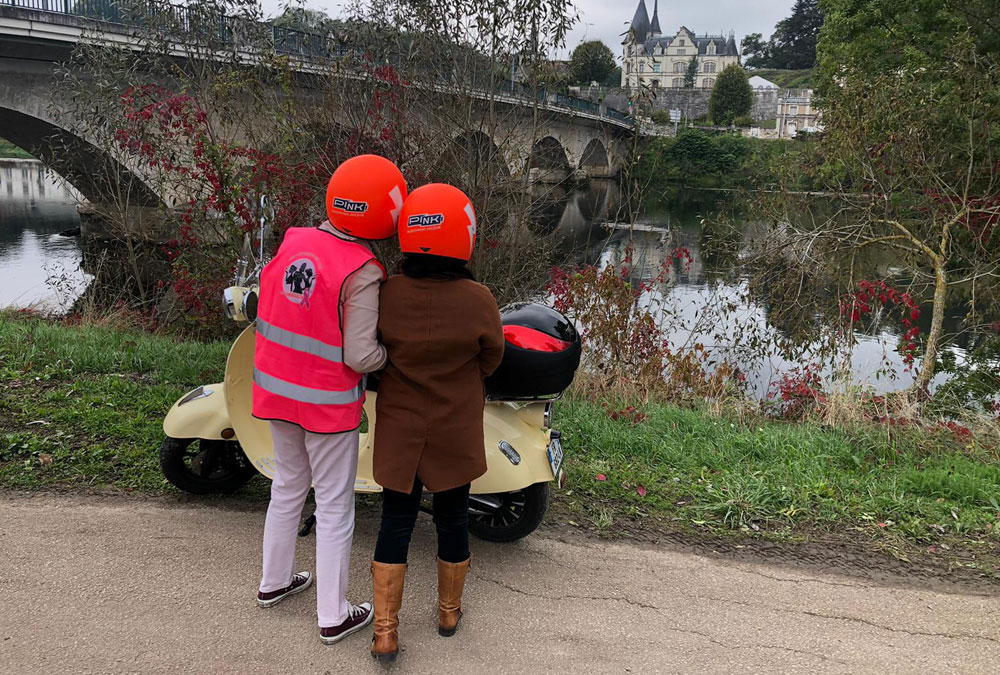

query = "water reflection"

[0,160,87,311]
[0,166,967,396]
[596,203,956,397]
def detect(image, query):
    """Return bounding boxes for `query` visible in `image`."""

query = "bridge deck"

[0,0,634,130]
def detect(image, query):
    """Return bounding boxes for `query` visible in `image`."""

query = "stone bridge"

[0,1,634,206]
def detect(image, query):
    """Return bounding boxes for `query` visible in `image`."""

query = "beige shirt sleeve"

[341,260,387,373]
[319,221,387,374]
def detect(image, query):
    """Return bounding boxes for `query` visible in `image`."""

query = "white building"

[621,0,740,90]
[748,75,779,90]
[777,89,823,138]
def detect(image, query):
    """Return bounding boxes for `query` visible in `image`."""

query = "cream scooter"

[160,211,567,542]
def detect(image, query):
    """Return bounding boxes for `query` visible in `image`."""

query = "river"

[0,159,951,397]
[0,160,87,311]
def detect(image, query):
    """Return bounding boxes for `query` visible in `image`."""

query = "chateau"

[621,0,740,90]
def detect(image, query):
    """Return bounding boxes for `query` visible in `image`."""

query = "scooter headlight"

[243,290,259,321]
[223,287,238,319]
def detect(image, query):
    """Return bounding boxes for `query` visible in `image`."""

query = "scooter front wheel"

[468,483,550,542]
[160,437,258,495]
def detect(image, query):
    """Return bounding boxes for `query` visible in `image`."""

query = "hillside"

[751,68,816,89]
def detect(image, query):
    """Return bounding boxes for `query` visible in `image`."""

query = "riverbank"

[2,311,999,577]
[0,139,33,159]
[634,129,819,196]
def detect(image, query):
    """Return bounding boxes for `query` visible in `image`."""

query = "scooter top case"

[223,325,559,495]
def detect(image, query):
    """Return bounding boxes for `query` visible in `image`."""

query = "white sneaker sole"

[320,610,375,645]
[257,574,313,608]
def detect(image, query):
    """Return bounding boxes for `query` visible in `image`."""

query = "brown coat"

[373,275,505,493]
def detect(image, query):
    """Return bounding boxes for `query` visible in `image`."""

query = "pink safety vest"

[252,227,380,434]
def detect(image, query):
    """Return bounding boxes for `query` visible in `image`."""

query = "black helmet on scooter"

[485,303,582,399]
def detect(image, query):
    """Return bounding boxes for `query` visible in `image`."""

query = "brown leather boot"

[370,561,406,662]
[437,557,471,637]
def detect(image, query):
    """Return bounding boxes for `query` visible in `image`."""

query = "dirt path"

[3,492,1000,674]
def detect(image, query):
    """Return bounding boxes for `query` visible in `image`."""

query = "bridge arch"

[528,136,571,171]
[444,130,512,187]
[0,105,161,207]
[578,138,610,171]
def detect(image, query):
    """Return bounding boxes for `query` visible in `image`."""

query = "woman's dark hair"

[400,253,475,281]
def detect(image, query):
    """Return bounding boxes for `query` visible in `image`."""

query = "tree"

[769,0,823,69]
[708,65,752,125]
[54,0,585,327]
[683,57,698,88]
[812,0,1000,391]
[740,33,771,69]
[272,6,341,34]
[604,66,622,87]
[569,40,617,86]
[739,1,823,70]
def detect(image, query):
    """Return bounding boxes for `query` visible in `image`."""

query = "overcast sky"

[259,0,797,59]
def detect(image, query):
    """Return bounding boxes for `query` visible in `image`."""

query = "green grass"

[0,311,230,490]
[2,312,999,561]
[558,399,1000,545]
[0,138,34,159]
[752,68,817,89]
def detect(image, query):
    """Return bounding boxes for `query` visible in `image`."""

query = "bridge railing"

[0,0,635,127]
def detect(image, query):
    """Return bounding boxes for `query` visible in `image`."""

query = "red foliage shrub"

[839,279,921,369]
[770,364,826,419]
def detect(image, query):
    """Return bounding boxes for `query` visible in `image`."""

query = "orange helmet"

[397,184,477,261]
[325,155,407,240]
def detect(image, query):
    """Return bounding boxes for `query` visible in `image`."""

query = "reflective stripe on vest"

[256,317,344,364]
[253,368,364,405]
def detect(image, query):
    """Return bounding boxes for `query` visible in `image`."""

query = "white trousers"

[260,420,359,627]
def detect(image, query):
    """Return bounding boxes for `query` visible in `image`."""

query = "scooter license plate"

[547,437,564,477]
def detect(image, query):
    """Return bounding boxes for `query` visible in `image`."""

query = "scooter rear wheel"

[160,437,258,495]
[468,483,550,542]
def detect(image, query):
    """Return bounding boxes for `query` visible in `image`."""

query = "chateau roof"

[627,0,650,43]
[649,0,661,35]
[639,32,740,56]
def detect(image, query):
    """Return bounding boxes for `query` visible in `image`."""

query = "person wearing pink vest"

[252,155,407,645]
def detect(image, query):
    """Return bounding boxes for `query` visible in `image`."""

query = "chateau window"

[651,79,660,89]
[652,63,661,73]
[639,61,645,73]
[707,43,716,55]
[674,62,685,73]
[702,78,714,88]
[676,48,686,55]
[672,77,683,87]
[626,62,632,73]
[678,39,685,46]
[703,62,716,73]
[790,106,799,115]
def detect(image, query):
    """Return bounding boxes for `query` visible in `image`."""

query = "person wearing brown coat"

[369,184,504,663]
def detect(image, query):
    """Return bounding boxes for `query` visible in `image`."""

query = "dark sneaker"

[257,571,313,608]
[320,603,374,645]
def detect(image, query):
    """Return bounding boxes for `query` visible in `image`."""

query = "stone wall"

[573,86,781,122]
[751,88,780,121]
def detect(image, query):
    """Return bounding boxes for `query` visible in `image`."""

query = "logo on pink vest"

[283,258,318,308]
